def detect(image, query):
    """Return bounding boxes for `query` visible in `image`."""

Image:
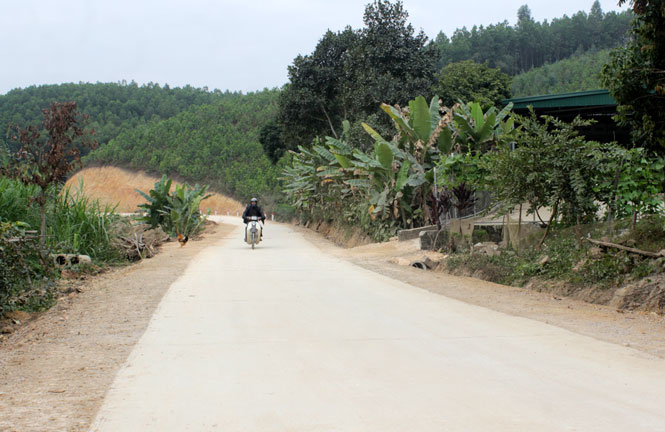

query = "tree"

[432,4,631,76]
[482,109,615,248]
[277,0,436,151]
[433,60,512,108]
[342,0,436,118]
[259,120,286,163]
[278,28,359,150]
[601,0,665,153]
[3,102,96,243]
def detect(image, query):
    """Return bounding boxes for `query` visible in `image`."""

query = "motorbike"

[245,216,263,249]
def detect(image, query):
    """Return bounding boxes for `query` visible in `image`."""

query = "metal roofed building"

[503,89,629,144]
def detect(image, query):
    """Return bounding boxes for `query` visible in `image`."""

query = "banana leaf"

[376,141,394,170]
[395,160,411,192]
[438,126,453,154]
[409,96,431,143]
[380,103,417,141]
[429,95,441,136]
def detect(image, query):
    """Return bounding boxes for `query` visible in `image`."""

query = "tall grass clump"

[50,185,123,263]
[0,177,41,227]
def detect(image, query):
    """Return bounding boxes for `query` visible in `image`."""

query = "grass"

[50,185,124,263]
[0,177,131,314]
[446,216,665,289]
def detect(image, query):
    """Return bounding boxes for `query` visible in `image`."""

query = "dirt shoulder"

[296,225,665,359]
[0,223,233,432]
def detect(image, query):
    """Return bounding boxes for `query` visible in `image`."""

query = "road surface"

[91,218,665,431]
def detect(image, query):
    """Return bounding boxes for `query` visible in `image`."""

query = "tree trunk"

[575,214,582,248]
[39,189,47,245]
[320,104,338,139]
[517,203,523,256]
[537,199,559,251]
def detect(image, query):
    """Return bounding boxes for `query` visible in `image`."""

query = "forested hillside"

[511,49,611,96]
[434,1,631,75]
[0,82,232,152]
[85,89,281,200]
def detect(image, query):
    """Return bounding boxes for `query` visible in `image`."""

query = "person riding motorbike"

[242,198,266,240]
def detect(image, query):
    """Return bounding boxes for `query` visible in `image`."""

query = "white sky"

[0,0,628,95]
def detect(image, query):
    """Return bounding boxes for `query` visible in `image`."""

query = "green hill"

[85,89,281,200]
[0,82,231,153]
[511,49,612,97]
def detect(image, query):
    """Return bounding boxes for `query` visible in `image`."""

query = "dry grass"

[66,166,244,215]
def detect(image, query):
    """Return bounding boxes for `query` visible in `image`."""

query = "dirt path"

[0,222,234,432]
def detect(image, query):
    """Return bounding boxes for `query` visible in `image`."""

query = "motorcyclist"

[242,198,266,240]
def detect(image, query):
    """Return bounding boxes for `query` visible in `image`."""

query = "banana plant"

[136,176,212,237]
[136,175,173,229]
[361,95,456,226]
[452,101,516,153]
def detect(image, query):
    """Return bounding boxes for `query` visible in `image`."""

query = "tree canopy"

[277,0,436,153]
[433,60,511,107]
[602,0,665,153]
[0,81,234,154]
[512,49,611,97]
[434,1,631,76]
[86,89,282,200]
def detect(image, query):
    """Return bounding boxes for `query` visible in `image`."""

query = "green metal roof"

[503,89,617,109]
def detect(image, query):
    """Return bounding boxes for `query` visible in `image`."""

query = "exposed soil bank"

[66,166,243,214]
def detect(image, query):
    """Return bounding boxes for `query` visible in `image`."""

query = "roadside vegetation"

[448,216,665,288]
[279,0,665,311]
[0,103,212,316]
[136,175,212,239]
[1,0,661,312]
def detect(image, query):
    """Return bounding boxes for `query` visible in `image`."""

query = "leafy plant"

[2,102,97,243]
[136,175,212,238]
[136,175,173,229]
[481,109,618,248]
[50,183,122,262]
[0,220,55,314]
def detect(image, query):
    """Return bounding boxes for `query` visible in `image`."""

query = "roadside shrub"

[0,177,41,227]
[472,229,489,243]
[274,203,296,222]
[630,214,665,252]
[573,251,630,287]
[50,186,123,263]
[136,175,212,238]
[0,220,56,314]
[447,253,521,285]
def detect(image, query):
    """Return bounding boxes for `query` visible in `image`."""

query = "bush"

[0,220,56,314]
[50,186,123,263]
[631,214,665,252]
[136,175,212,238]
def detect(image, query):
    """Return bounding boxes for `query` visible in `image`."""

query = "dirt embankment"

[0,222,234,432]
[66,166,243,215]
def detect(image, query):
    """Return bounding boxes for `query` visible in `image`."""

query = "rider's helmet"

[250,197,258,204]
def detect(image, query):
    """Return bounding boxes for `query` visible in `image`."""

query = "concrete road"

[91,218,665,432]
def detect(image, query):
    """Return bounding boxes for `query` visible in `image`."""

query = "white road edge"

[90,217,665,431]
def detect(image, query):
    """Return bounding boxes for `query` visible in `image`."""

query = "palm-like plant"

[136,176,212,238]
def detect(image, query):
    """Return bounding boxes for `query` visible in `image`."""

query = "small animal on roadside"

[177,233,189,247]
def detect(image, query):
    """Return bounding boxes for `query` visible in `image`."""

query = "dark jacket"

[242,204,265,223]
